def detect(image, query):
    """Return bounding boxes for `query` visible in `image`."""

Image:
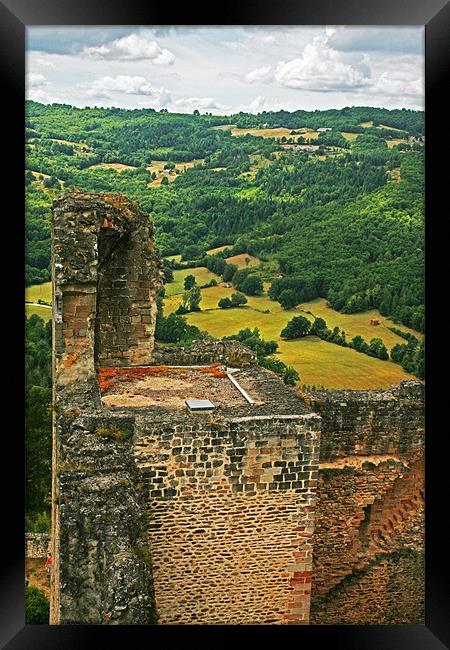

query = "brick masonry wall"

[303,381,425,625]
[134,414,321,624]
[51,192,164,386]
[26,533,50,558]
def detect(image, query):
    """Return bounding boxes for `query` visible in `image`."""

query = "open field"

[88,162,137,172]
[276,337,412,390]
[299,298,423,345]
[164,267,221,296]
[341,132,359,141]
[147,159,205,186]
[163,289,418,389]
[206,244,233,255]
[387,139,408,149]
[210,124,235,131]
[231,127,318,140]
[360,121,374,128]
[378,124,405,132]
[225,253,261,269]
[165,254,182,262]
[25,282,52,304]
[26,304,52,321]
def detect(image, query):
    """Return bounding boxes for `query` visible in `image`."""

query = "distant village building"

[370,318,381,325]
[317,127,332,132]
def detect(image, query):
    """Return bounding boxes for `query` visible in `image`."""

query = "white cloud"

[35,56,55,68]
[369,70,422,98]
[244,66,273,84]
[235,95,283,114]
[82,33,175,64]
[80,75,171,103]
[27,89,55,103]
[171,96,229,113]
[27,72,48,88]
[275,37,369,92]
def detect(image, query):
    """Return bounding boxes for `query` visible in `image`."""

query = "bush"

[218,297,232,309]
[240,274,263,296]
[258,357,300,386]
[25,511,51,534]
[25,586,49,624]
[280,315,311,340]
[230,292,248,307]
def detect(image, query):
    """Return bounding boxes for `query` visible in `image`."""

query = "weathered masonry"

[50,192,424,625]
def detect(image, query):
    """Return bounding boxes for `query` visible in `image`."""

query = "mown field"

[147,159,205,186]
[24,274,420,388]
[163,285,418,389]
[231,127,319,140]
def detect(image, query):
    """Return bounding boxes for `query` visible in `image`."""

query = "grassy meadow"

[24,275,420,389]
[162,281,418,389]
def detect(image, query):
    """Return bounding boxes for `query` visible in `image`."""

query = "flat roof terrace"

[97,364,311,417]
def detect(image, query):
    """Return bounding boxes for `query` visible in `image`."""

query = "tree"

[222,263,238,283]
[278,289,297,310]
[281,315,311,340]
[367,337,389,360]
[218,297,232,309]
[161,176,169,185]
[182,284,201,312]
[310,317,327,335]
[26,586,49,624]
[241,274,263,296]
[230,292,248,307]
[184,274,196,290]
[258,357,300,386]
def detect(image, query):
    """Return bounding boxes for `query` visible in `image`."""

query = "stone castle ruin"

[50,192,424,625]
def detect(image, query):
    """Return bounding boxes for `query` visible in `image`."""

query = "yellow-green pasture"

[378,124,405,132]
[25,282,52,304]
[225,253,261,269]
[25,304,52,321]
[275,337,411,390]
[341,132,359,141]
[359,121,374,128]
[231,127,320,141]
[387,139,408,149]
[210,124,235,131]
[25,282,52,321]
[147,159,205,186]
[165,254,182,263]
[164,267,221,296]
[163,287,418,389]
[240,153,273,180]
[88,162,137,172]
[300,298,423,345]
[206,244,233,255]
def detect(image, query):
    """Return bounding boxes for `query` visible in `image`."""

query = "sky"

[26,26,424,114]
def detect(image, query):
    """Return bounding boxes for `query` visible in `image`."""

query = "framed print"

[3,0,449,647]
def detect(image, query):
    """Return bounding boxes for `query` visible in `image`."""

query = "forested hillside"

[25,101,424,332]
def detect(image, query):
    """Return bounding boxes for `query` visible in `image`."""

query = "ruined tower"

[50,192,424,626]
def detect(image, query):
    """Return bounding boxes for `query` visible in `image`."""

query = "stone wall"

[133,412,321,624]
[52,192,164,385]
[151,340,257,367]
[25,533,50,558]
[302,381,425,625]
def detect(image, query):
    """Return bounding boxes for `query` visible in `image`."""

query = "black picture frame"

[4,0,449,647]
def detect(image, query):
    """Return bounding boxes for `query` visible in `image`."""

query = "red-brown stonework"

[304,383,425,625]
